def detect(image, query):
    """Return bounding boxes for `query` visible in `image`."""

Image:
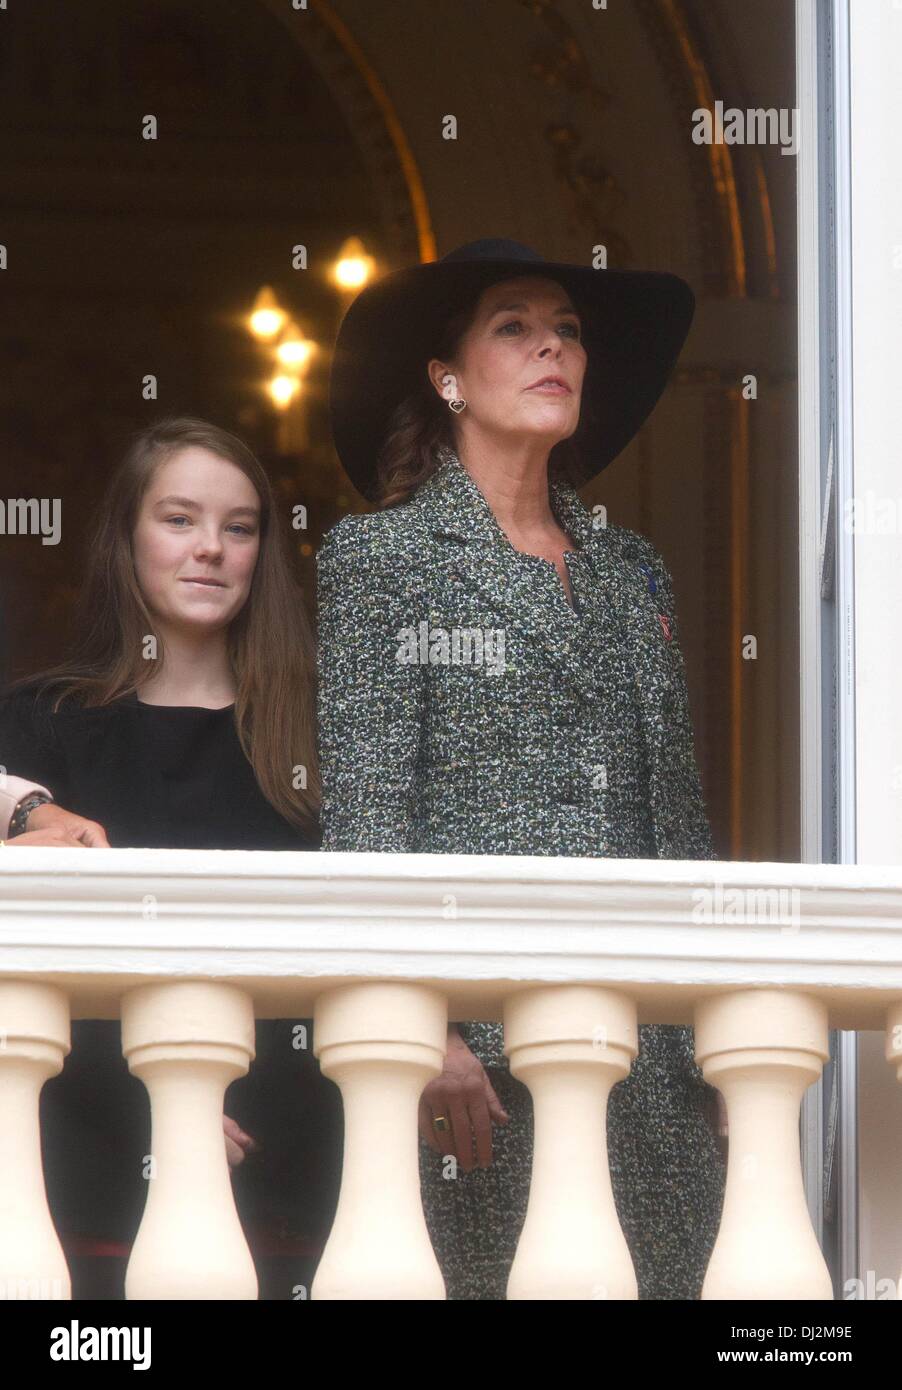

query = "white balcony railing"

[1,847,902,1300]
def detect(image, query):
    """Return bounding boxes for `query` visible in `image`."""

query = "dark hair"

[373,276,587,509]
[4,416,320,835]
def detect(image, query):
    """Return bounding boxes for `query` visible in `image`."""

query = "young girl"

[0,416,340,1297]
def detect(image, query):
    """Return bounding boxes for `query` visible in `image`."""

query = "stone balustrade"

[1,847,901,1300]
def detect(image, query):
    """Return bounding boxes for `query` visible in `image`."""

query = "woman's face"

[429,275,587,446]
[132,447,261,635]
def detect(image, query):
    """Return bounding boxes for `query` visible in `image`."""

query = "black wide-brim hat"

[329,237,695,500]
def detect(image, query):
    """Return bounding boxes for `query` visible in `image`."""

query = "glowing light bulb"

[268,375,300,408]
[332,237,375,292]
[249,286,286,340]
[276,321,315,371]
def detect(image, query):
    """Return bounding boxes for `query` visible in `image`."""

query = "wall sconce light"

[268,374,301,409]
[275,319,316,372]
[332,237,376,293]
[249,286,286,340]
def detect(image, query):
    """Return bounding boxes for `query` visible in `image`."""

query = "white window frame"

[797,0,902,1291]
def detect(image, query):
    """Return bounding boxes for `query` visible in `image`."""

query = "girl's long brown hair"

[373,277,586,509]
[6,416,320,837]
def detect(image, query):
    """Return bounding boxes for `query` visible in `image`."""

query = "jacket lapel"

[583,526,714,860]
[413,450,599,701]
[412,449,701,858]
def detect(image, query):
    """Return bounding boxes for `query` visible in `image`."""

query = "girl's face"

[429,275,587,446]
[132,447,261,635]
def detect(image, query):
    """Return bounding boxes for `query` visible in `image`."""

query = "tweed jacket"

[316,448,716,1066]
[317,445,713,839]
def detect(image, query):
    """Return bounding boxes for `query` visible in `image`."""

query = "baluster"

[505,985,638,1299]
[695,988,832,1299]
[0,980,71,1300]
[121,981,257,1299]
[312,981,447,1299]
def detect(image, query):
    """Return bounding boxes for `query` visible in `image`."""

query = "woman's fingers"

[418,1098,443,1153]
[21,806,111,845]
[225,1134,245,1168]
[74,819,110,847]
[467,1092,494,1169]
[419,1039,508,1170]
[5,828,89,847]
[418,1081,448,1153]
[419,1091,483,1169]
[482,1072,510,1127]
[447,1094,476,1172]
[222,1114,260,1168]
[26,803,111,847]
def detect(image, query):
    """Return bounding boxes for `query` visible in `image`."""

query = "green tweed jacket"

[316,447,716,1070]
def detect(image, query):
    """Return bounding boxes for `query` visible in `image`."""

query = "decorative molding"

[512,0,631,255]
[1,849,901,1029]
[543,123,632,259]
[259,0,433,265]
[635,0,746,297]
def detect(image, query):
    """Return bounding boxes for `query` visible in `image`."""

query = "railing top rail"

[1,848,901,1026]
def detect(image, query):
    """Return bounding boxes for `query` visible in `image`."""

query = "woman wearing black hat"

[318,239,726,1300]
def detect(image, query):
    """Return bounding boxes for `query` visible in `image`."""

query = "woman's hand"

[223,1114,260,1169]
[9,802,110,847]
[418,1029,510,1172]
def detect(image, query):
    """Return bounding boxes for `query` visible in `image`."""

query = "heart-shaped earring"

[441,374,466,413]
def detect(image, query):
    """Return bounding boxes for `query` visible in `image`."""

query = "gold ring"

[432,1114,450,1133]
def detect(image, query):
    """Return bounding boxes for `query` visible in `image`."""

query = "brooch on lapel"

[638,563,673,643]
[638,562,657,596]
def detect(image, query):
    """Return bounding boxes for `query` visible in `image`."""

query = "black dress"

[0,686,342,1293]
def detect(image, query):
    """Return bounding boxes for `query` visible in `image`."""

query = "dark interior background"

[0,0,800,864]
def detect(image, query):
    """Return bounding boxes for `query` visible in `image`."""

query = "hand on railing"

[223,1114,261,1169]
[8,802,111,847]
[418,1028,510,1172]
